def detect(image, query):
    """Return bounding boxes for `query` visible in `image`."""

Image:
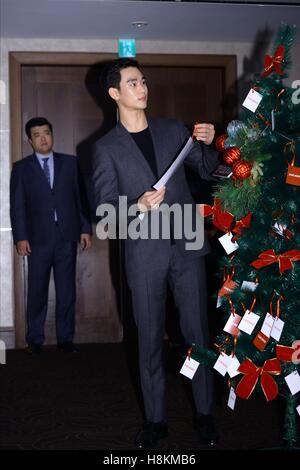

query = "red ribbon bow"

[236,357,281,401]
[251,249,300,274]
[262,45,285,77]
[200,198,234,233]
[200,199,252,238]
[232,212,252,241]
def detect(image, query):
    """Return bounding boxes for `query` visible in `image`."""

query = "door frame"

[9,51,236,347]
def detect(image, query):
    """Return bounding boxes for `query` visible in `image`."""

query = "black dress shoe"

[195,413,219,446]
[27,344,42,356]
[57,342,78,353]
[135,422,168,449]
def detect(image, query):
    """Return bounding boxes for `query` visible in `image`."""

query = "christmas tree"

[191,24,300,448]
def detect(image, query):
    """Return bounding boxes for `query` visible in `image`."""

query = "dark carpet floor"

[0,342,296,451]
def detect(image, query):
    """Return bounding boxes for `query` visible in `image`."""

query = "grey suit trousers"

[128,244,213,422]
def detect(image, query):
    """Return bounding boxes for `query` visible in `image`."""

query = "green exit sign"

[118,39,136,58]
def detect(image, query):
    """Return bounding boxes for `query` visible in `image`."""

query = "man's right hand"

[137,187,166,213]
[16,240,31,256]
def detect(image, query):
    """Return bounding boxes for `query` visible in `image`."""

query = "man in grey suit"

[93,59,220,448]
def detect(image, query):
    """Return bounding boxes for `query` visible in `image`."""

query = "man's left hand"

[193,123,215,145]
[80,233,92,251]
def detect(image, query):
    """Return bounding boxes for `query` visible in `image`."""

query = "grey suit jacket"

[93,117,219,280]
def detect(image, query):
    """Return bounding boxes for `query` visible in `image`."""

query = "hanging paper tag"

[241,280,259,292]
[227,387,237,410]
[180,356,200,379]
[218,278,237,297]
[252,331,269,351]
[238,310,260,335]
[218,232,239,255]
[270,317,284,341]
[227,355,241,378]
[273,222,287,236]
[223,313,242,336]
[286,163,300,186]
[261,313,275,338]
[242,88,263,112]
[213,353,231,376]
[284,371,300,395]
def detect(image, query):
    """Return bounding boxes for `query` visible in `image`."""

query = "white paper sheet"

[153,137,194,190]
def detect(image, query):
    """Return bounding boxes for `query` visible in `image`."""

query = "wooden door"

[122,65,227,339]
[144,66,224,130]
[21,65,122,345]
[144,65,226,205]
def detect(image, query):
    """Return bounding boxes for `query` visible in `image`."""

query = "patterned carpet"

[0,342,291,451]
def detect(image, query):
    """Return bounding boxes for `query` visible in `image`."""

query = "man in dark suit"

[10,117,92,356]
[93,59,219,448]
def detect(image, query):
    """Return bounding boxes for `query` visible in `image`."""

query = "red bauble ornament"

[215,134,228,152]
[232,160,253,180]
[223,147,241,166]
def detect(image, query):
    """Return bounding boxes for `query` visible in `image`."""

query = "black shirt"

[131,127,175,245]
[130,127,158,178]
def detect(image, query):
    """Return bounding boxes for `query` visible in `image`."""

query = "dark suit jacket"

[93,117,219,279]
[10,152,92,245]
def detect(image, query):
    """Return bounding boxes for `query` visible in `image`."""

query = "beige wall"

[1,37,299,348]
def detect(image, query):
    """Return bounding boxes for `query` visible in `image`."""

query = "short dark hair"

[25,117,53,139]
[104,58,140,93]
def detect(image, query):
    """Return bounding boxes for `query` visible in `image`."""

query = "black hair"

[103,58,140,93]
[25,117,53,139]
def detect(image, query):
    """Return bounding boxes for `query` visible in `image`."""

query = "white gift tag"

[242,88,263,112]
[180,357,200,380]
[218,232,239,255]
[241,281,259,292]
[223,313,242,336]
[261,313,275,338]
[227,387,237,410]
[284,371,300,395]
[296,404,300,416]
[216,296,223,308]
[238,310,260,335]
[270,317,284,342]
[227,356,241,378]
[213,353,231,376]
[273,222,287,236]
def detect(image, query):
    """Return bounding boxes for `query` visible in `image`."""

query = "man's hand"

[137,186,166,212]
[80,233,92,251]
[16,240,31,256]
[193,123,215,145]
